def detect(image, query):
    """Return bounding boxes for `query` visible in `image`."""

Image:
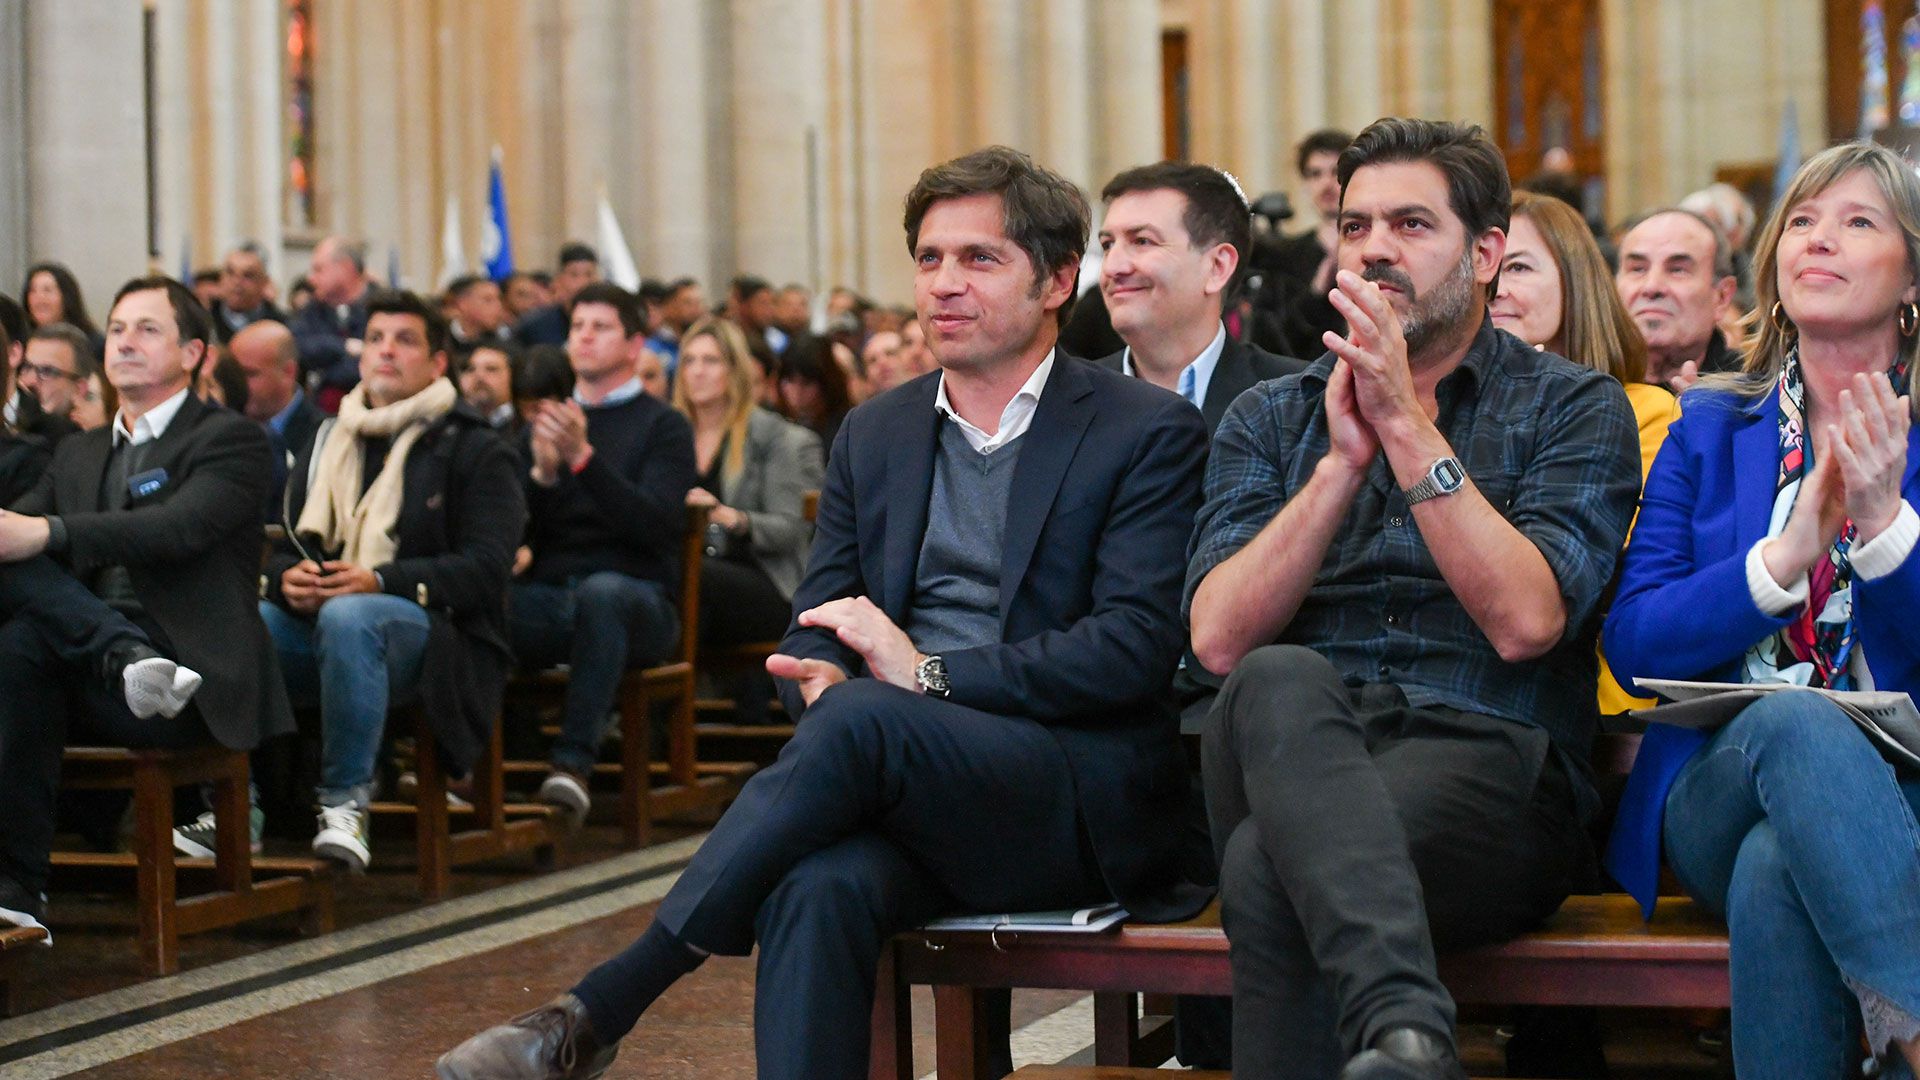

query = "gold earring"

[1902,302,1919,338]
[1771,301,1796,335]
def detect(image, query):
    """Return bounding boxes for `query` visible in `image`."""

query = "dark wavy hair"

[903,146,1090,326]
[22,261,98,337]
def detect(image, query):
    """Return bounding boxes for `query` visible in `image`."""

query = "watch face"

[1434,458,1466,491]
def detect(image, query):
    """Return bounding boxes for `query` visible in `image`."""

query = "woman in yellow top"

[1493,190,1682,715]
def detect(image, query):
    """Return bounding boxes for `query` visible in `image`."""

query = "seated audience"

[515,344,575,425]
[503,271,553,322]
[441,143,1208,1080]
[1098,161,1305,431]
[1615,208,1742,392]
[290,236,373,405]
[67,372,114,432]
[0,326,52,506]
[21,261,103,356]
[262,289,525,872]
[647,277,705,368]
[447,274,513,349]
[1496,189,1681,717]
[1606,141,1920,1080]
[0,276,287,931]
[775,335,852,452]
[1186,118,1639,1079]
[456,340,525,433]
[229,320,324,516]
[195,350,250,414]
[772,284,811,339]
[508,282,695,822]
[19,323,93,447]
[672,317,824,722]
[209,242,287,344]
[286,276,315,314]
[729,275,786,356]
[191,269,222,310]
[858,330,905,394]
[516,243,600,347]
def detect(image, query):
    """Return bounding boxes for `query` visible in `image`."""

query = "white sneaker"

[312,803,371,872]
[122,657,203,720]
[537,770,591,824]
[172,808,265,859]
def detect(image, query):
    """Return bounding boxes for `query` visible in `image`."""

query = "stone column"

[1090,0,1162,183]
[730,0,828,285]
[0,0,26,284]
[25,0,149,306]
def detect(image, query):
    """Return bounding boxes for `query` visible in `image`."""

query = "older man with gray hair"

[291,236,372,403]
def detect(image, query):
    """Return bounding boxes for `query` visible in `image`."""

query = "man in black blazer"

[440,147,1210,1080]
[1095,160,1306,434]
[1094,160,1305,1069]
[0,276,292,928]
[263,290,525,874]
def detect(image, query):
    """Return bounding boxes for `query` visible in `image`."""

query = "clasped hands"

[765,595,922,708]
[1763,371,1912,586]
[528,399,592,485]
[279,559,380,615]
[1319,269,1433,474]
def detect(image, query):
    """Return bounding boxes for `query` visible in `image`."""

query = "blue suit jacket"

[1603,385,1920,914]
[776,354,1213,921]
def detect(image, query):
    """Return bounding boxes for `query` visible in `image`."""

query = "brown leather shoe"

[436,994,617,1080]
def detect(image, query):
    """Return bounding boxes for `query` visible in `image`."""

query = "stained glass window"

[285,0,315,228]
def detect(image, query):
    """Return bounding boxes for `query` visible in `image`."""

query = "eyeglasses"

[18,362,82,383]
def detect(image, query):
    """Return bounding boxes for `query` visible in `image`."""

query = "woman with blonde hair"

[1494,189,1681,716]
[1606,142,1920,1078]
[672,318,824,664]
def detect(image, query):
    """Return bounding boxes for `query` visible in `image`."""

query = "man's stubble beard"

[1366,248,1480,358]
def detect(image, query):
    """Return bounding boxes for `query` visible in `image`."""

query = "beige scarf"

[295,377,458,569]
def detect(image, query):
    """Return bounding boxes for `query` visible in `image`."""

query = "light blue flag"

[179,234,192,283]
[483,147,514,281]
[1773,100,1802,203]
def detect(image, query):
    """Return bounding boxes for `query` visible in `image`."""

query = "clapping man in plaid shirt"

[1185,118,1641,1080]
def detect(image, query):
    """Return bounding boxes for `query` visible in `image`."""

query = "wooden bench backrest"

[674,504,710,666]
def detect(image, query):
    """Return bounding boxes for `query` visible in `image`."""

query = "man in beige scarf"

[261,290,525,873]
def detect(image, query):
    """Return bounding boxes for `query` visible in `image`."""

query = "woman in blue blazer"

[1605,142,1920,1079]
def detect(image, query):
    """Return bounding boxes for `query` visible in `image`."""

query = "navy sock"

[570,921,705,1044]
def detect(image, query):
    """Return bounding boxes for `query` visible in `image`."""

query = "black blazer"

[778,354,1212,921]
[13,393,293,750]
[268,398,526,774]
[1094,335,1305,434]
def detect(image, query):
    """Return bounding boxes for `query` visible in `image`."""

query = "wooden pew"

[505,505,755,847]
[51,746,334,975]
[870,733,1731,1079]
[0,925,50,1016]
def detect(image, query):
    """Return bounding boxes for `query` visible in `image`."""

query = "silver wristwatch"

[914,653,950,698]
[1403,456,1466,506]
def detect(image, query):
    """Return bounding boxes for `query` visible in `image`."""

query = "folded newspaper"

[919,903,1128,934]
[1630,679,1920,770]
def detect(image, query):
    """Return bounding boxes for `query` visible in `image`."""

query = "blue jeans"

[508,573,679,775]
[1665,692,1920,1079]
[261,595,430,808]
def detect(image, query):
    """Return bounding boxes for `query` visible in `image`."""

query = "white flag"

[439,195,467,287]
[596,192,640,291]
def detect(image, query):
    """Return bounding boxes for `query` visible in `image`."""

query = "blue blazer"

[776,354,1213,921]
[1603,385,1920,914]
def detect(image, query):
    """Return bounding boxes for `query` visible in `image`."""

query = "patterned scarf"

[1742,348,1910,688]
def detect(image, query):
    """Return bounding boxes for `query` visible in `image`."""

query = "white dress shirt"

[933,350,1055,455]
[1120,322,1227,410]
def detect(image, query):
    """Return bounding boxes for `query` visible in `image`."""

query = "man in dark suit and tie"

[440,146,1212,1080]
[0,275,293,931]
[1096,160,1305,432]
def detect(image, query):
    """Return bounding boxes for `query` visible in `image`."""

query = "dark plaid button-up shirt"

[1186,317,1641,770]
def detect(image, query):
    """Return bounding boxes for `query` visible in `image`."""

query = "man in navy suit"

[440,146,1212,1080]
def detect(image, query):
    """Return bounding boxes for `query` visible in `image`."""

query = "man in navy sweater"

[509,282,695,819]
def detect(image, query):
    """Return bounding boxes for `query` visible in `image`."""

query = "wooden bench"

[506,505,755,848]
[50,746,334,975]
[871,733,1731,1078]
[368,708,567,900]
[0,924,50,1016]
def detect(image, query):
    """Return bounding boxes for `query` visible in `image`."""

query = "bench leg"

[211,759,251,895]
[932,985,1001,1080]
[868,939,913,1080]
[415,713,452,900]
[618,676,653,850]
[1092,991,1139,1066]
[132,758,179,976]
